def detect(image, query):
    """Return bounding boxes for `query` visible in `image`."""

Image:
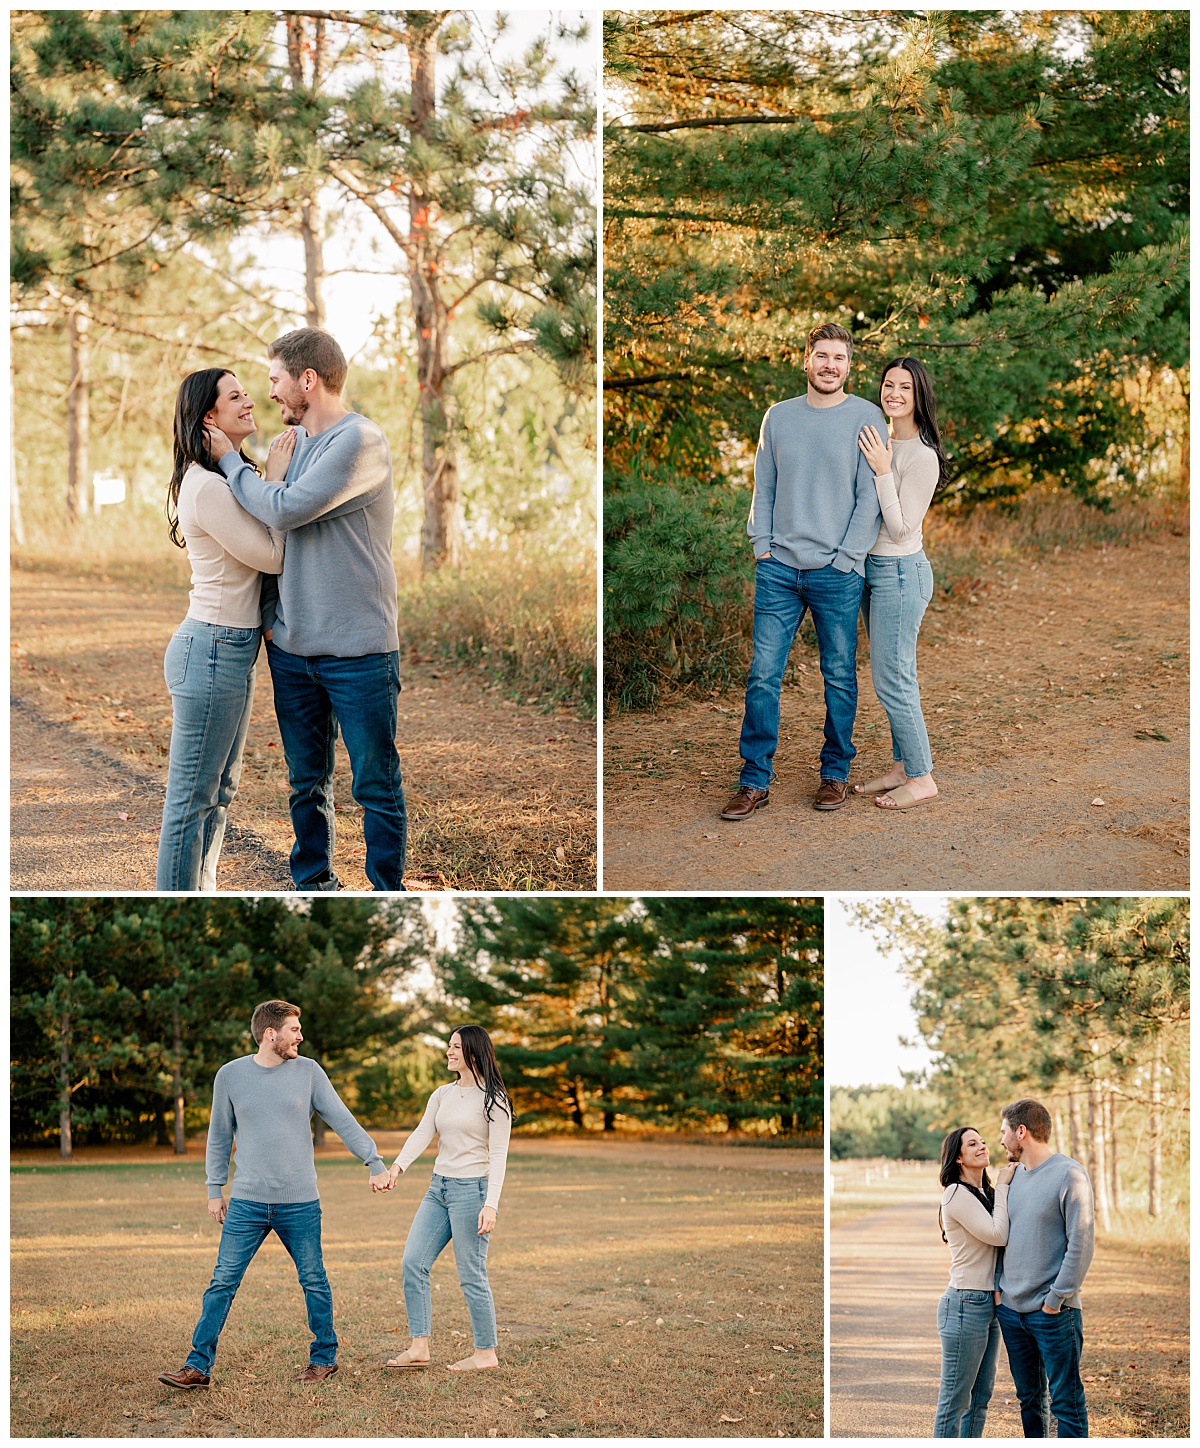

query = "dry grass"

[11,568,596,891]
[10,1144,821,1438]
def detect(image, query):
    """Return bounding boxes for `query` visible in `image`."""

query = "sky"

[825,895,948,1089]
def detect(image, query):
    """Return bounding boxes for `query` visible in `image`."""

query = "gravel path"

[830,1198,1022,1439]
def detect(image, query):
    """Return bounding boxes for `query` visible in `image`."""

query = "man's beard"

[272,1040,297,1062]
[279,391,309,426]
[808,372,845,394]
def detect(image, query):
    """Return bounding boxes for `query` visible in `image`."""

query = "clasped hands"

[369,1166,498,1235]
[205,423,296,482]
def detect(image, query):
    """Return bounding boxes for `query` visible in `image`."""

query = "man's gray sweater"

[219,412,400,658]
[748,392,886,576]
[205,1055,385,1204]
[998,1153,1095,1312]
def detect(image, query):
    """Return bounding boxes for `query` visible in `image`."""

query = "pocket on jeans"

[917,560,935,603]
[164,633,193,690]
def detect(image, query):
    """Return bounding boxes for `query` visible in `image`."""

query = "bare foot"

[447,1350,500,1372]
[386,1348,431,1369]
[876,775,939,809]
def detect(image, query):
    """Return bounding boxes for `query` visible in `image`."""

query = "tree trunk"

[1068,1088,1085,1168]
[1052,1103,1066,1156]
[172,998,187,1155]
[409,19,462,573]
[155,1105,171,1147]
[66,304,90,523]
[287,15,327,330]
[1149,1046,1162,1218]
[1087,1080,1110,1233]
[10,369,25,546]
[1105,1084,1120,1212]
[58,1009,74,1160]
[603,1109,615,1133]
[569,1080,585,1129]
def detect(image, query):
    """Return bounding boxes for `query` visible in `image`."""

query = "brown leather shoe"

[295,1363,340,1384]
[719,786,769,820]
[158,1366,210,1390]
[814,778,851,811]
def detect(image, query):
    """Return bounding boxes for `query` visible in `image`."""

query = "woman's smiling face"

[206,372,256,445]
[881,365,915,423]
[957,1129,990,1170]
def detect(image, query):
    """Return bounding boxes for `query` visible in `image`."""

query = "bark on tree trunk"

[409,20,462,573]
[287,15,327,330]
[1087,1079,1110,1233]
[1149,1046,1162,1218]
[172,998,187,1156]
[1105,1084,1120,1212]
[66,305,90,523]
[1068,1088,1085,1168]
[59,1009,74,1160]
[569,1080,585,1129]
[603,1110,615,1132]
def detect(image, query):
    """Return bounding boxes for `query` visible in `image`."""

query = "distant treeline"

[10,896,821,1153]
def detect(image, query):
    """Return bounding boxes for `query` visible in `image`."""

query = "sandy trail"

[603,533,1187,889]
[11,568,596,891]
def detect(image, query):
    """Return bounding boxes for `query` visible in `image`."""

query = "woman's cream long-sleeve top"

[869,435,940,557]
[941,1178,1010,1289]
[393,1081,512,1211]
[177,461,285,627]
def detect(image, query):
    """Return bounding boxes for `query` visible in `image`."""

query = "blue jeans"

[997,1303,1086,1437]
[934,1288,1001,1437]
[402,1174,497,1350]
[185,1198,336,1373]
[265,640,407,891]
[157,617,260,890]
[863,551,935,777]
[738,559,864,789]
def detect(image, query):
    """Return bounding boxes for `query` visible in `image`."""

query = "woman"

[385,1026,512,1373]
[156,370,285,890]
[854,356,949,810]
[934,1126,1016,1437]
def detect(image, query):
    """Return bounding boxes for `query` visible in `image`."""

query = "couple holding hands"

[158,1004,511,1388]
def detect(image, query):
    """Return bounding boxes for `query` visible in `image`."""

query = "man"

[158,1000,392,1389]
[997,1097,1095,1438]
[208,328,406,891]
[721,322,885,820]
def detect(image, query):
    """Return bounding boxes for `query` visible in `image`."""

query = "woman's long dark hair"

[879,356,950,494]
[167,368,257,549]
[938,1124,994,1243]
[454,1025,512,1122]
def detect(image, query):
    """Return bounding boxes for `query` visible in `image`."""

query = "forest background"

[10,894,822,1151]
[604,10,1188,709]
[12,9,597,711]
[830,896,1189,1235]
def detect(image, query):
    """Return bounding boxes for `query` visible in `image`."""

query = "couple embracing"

[156,328,406,893]
[158,1002,511,1388]
[721,321,945,822]
[936,1098,1095,1438]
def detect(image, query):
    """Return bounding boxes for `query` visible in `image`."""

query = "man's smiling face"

[805,340,850,395]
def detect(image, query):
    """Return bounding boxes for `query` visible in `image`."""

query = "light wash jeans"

[185,1199,335,1373]
[863,550,935,778]
[157,617,260,890]
[739,558,864,789]
[402,1174,497,1349]
[934,1287,1001,1437]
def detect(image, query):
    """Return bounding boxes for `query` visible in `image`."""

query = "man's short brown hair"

[250,999,301,1045]
[805,321,854,361]
[1001,1097,1052,1143]
[268,328,348,394]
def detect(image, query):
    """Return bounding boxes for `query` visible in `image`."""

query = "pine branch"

[612,112,818,134]
[444,338,537,379]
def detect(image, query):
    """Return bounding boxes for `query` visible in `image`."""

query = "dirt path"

[11,568,596,891]
[831,1194,1189,1438]
[603,533,1187,889]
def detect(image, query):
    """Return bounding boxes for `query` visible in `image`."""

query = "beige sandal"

[875,785,939,811]
[854,775,903,796]
[385,1351,432,1370]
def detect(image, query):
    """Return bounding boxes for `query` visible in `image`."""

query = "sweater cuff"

[831,550,857,573]
[1043,1290,1064,1310]
[364,1153,385,1174]
[216,452,240,479]
[750,537,772,559]
[208,1185,226,1199]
